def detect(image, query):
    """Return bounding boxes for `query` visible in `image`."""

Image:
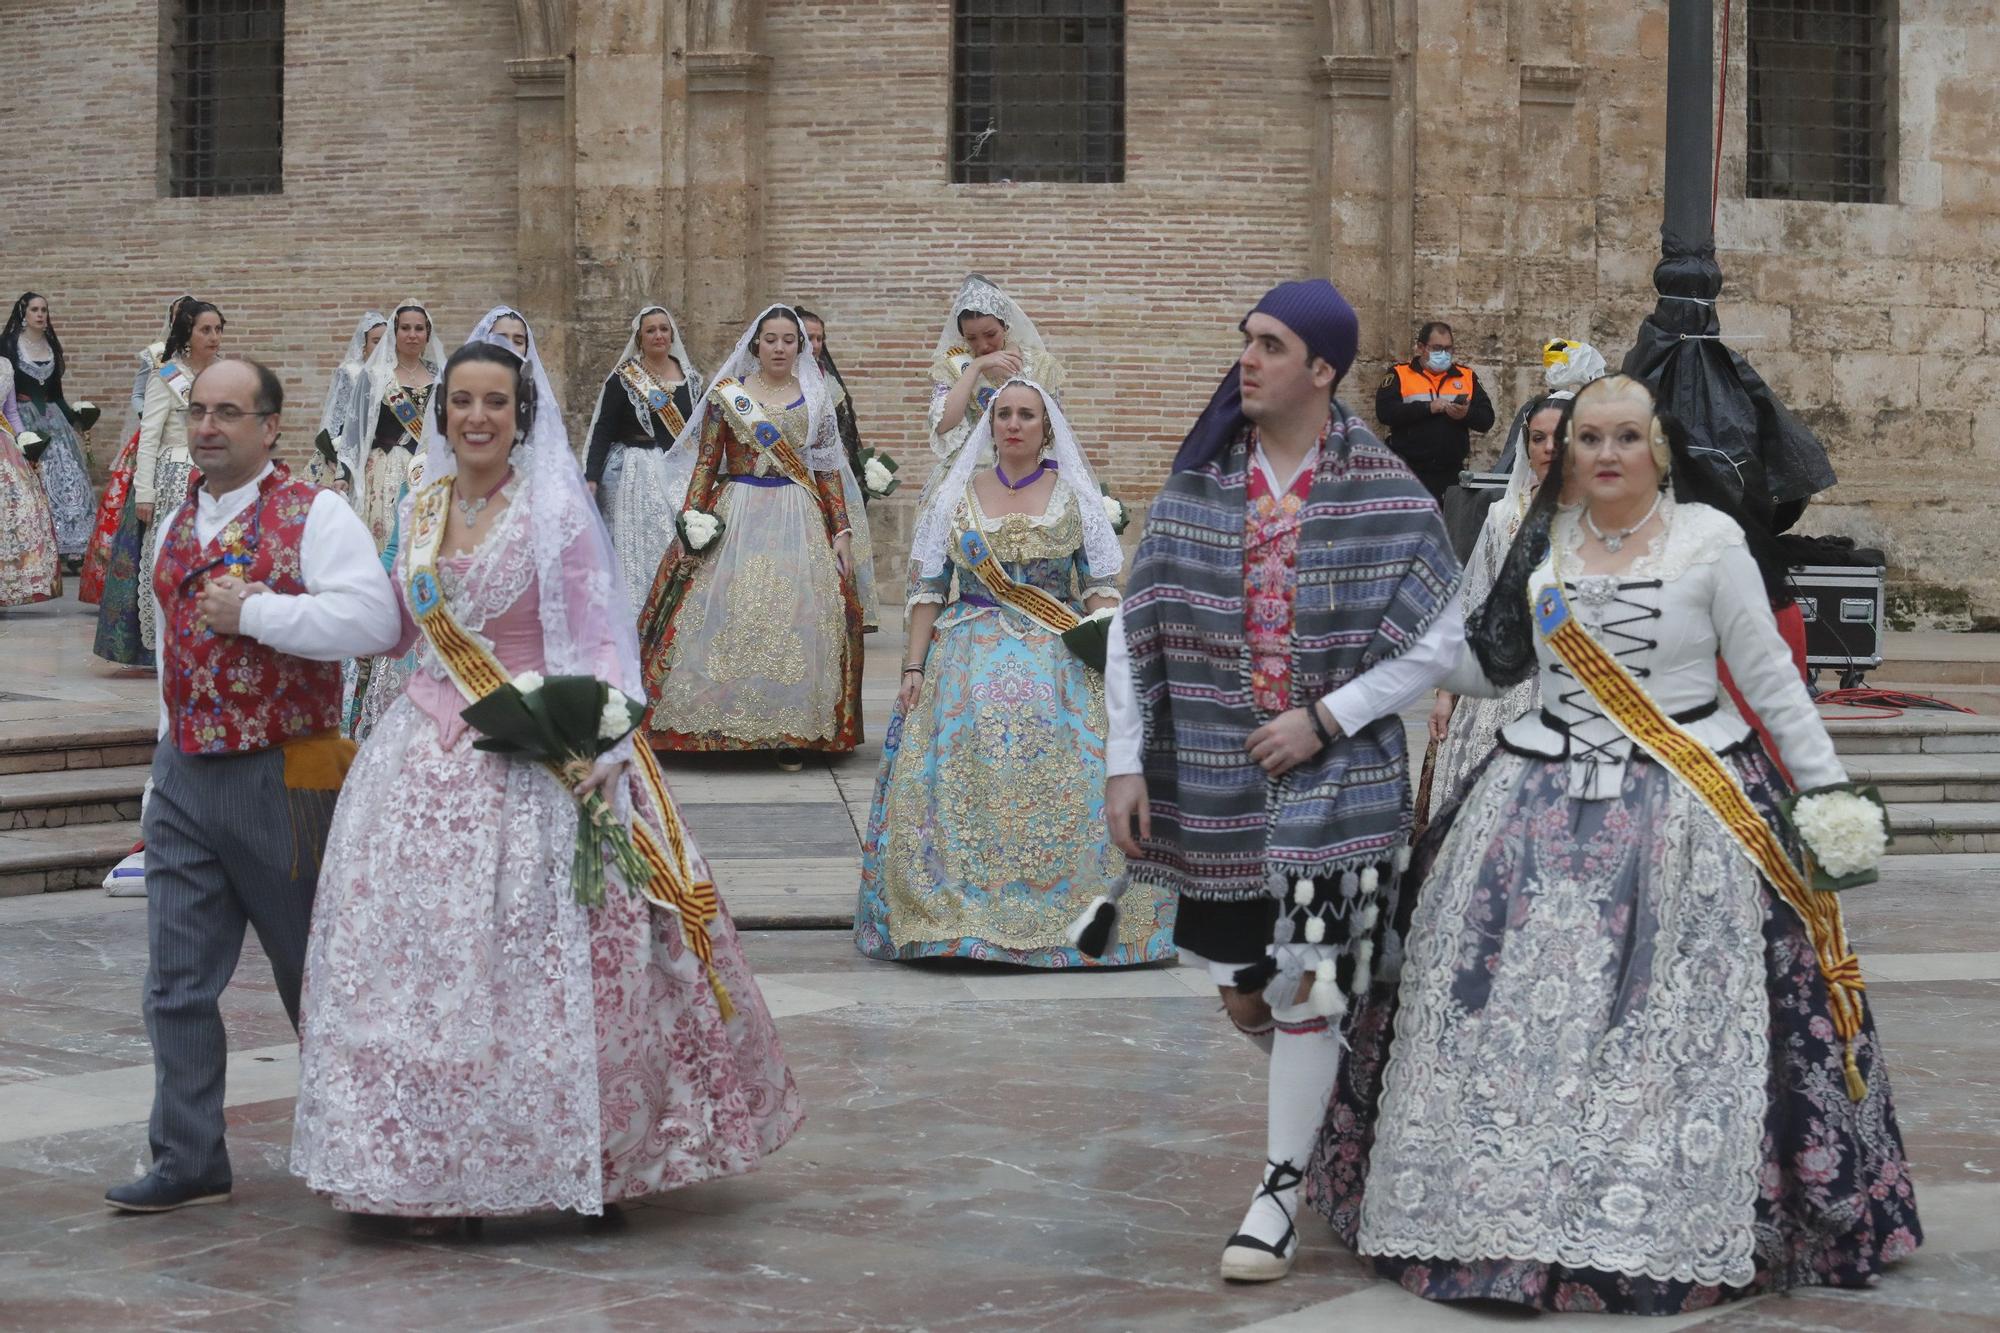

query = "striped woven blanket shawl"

[1122,407,1459,901]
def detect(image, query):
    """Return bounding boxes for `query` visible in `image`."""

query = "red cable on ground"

[1813,687,1977,722]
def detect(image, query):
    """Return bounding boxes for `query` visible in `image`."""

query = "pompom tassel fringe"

[1064,895,1119,959]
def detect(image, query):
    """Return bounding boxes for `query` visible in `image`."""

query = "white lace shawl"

[656,303,844,513]
[584,304,704,445]
[411,306,641,700]
[340,300,444,480]
[910,375,1122,583]
[317,310,389,441]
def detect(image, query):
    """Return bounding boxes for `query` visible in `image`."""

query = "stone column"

[681,15,770,367]
[509,1,578,416]
[1316,0,1414,368]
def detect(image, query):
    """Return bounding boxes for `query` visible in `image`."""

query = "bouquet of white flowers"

[678,507,723,552]
[74,401,101,433]
[1059,605,1117,673]
[1099,487,1130,535]
[859,446,900,500]
[1780,783,1890,891]
[459,671,650,907]
[16,430,47,463]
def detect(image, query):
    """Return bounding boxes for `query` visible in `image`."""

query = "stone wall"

[1715,0,2000,626]
[0,0,520,467]
[4,0,1995,618]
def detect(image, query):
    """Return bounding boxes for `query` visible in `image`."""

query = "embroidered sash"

[1532,576,1868,1101]
[617,361,688,439]
[940,344,999,416]
[403,480,733,1017]
[383,382,429,448]
[708,378,814,488]
[956,519,1080,638]
[155,357,194,407]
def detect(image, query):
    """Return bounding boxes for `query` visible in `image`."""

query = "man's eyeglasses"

[186,405,275,425]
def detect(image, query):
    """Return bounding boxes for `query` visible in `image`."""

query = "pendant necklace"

[994,460,1049,490]
[455,467,514,528]
[1583,490,1664,553]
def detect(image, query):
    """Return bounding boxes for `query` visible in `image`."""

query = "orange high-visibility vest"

[1392,361,1476,405]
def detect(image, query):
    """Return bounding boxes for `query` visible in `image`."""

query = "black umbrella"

[1619,0,1836,535]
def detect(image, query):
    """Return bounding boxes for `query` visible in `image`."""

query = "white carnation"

[1792,790,1888,877]
[511,670,544,694]
[863,457,894,495]
[1101,494,1125,525]
[76,400,96,412]
[17,430,44,451]
[681,509,720,550]
[598,692,632,741]
[1079,606,1115,625]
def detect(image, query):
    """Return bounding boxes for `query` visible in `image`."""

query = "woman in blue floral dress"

[855,379,1174,967]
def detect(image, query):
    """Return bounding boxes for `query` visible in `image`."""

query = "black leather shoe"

[104,1173,231,1213]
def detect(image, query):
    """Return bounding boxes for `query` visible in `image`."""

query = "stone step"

[0,717,156,777]
[0,764,149,832]
[0,822,142,896]
[1824,711,2000,756]
[1873,631,2000,688]
[1887,802,2000,856]
[1842,752,2000,803]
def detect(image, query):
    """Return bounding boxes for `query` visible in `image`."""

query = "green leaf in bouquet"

[461,684,545,756]
[314,428,339,463]
[1060,616,1112,674]
[536,675,612,758]
[18,433,48,464]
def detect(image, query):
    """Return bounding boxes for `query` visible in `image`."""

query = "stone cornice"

[1318,54,1393,100]
[687,52,773,94]
[507,56,568,99]
[1519,63,1584,106]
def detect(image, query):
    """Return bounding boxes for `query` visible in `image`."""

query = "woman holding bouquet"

[339,301,442,551]
[1,293,96,562]
[0,413,61,607]
[584,304,703,611]
[638,304,861,767]
[853,379,1173,967]
[94,299,224,667]
[292,328,801,1228]
[1312,375,1920,1312]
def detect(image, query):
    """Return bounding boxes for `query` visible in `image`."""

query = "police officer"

[1374,321,1495,501]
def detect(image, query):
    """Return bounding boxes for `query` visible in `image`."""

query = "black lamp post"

[1621,0,1835,533]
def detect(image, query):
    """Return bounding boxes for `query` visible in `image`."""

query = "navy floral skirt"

[92,494,153,668]
[1306,741,1922,1314]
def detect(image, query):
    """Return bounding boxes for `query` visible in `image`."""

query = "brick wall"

[761,0,1323,562]
[0,0,520,475]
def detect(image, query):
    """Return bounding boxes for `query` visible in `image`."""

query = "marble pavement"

[3,598,1998,1329]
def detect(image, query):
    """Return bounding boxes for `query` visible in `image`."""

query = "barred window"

[1746,0,1894,204]
[952,0,1125,184]
[165,0,285,197]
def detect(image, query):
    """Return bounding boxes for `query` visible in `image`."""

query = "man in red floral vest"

[106,358,400,1214]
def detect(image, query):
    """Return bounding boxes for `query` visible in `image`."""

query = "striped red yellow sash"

[617,361,688,439]
[404,479,732,1018]
[383,382,430,448]
[956,500,1081,639]
[708,378,815,490]
[1533,577,1866,1100]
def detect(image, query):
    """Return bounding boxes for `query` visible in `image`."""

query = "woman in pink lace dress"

[292,318,802,1229]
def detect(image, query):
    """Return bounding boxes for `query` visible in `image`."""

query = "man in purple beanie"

[1103,280,1464,1281]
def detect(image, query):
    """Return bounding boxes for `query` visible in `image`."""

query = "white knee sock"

[1232,1009,1342,1252]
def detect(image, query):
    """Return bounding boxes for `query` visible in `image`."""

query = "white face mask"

[1424,349,1454,373]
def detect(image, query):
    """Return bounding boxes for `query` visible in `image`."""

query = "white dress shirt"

[1104,435,1466,776]
[152,462,402,738]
